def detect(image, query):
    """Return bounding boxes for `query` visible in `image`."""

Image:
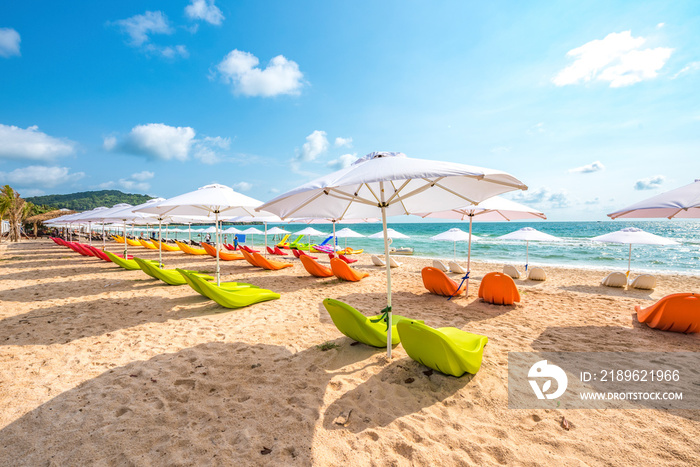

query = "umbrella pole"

[102,224,105,249]
[123,221,128,258]
[453,241,456,262]
[526,241,529,271]
[466,215,473,297]
[380,186,393,359]
[188,224,191,242]
[158,219,163,266]
[333,221,337,252]
[264,222,268,256]
[88,222,92,246]
[215,212,221,286]
[627,244,632,278]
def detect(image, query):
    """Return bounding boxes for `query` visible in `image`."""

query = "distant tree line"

[26,190,153,211]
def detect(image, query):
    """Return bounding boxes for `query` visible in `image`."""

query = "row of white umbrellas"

[46,151,697,358]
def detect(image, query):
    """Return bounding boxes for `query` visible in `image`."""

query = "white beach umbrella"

[259,151,527,357]
[222,226,242,234]
[80,203,134,255]
[608,180,700,219]
[293,226,327,252]
[334,227,366,250]
[431,228,477,262]
[591,227,678,276]
[135,184,264,285]
[240,227,264,247]
[498,227,561,271]
[266,226,290,235]
[291,217,378,252]
[368,228,409,239]
[419,197,546,295]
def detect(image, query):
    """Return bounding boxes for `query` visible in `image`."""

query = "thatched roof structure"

[25,209,77,224]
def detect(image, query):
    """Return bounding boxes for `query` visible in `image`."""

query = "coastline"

[1,239,699,465]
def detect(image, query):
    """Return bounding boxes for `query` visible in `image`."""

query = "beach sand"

[1,239,699,466]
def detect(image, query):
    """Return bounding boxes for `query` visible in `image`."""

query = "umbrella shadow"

[558,284,654,298]
[0,341,346,465]
[0,294,244,346]
[322,358,474,434]
[0,277,164,302]
[530,325,700,419]
[328,291,514,328]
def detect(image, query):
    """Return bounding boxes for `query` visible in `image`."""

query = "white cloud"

[553,31,673,88]
[511,187,572,209]
[569,161,605,174]
[0,166,85,188]
[131,171,154,181]
[585,197,601,205]
[103,136,117,151]
[298,130,329,162]
[146,44,189,59]
[0,124,76,161]
[0,28,21,58]
[119,123,196,161]
[114,11,173,46]
[327,153,357,170]
[269,187,280,194]
[107,123,231,164]
[193,136,230,164]
[233,181,252,192]
[185,0,224,25]
[216,49,304,97]
[527,122,545,135]
[671,61,700,79]
[657,23,665,29]
[98,172,153,192]
[334,137,353,148]
[634,175,665,190]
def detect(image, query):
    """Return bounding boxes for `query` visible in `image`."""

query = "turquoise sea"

[146,220,700,275]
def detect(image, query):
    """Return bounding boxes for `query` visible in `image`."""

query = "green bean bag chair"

[176,269,258,297]
[133,258,212,286]
[396,320,488,377]
[104,251,158,271]
[176,269,278,308]
[322,298,422,347]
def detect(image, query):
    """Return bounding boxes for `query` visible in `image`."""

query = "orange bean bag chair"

[478,272,520,305]
[252,252,293,271]
[330,258,368,282]
[421,267,465,297]
[635,293,700,333]
[300,255,334,277]
[201,242,244,261]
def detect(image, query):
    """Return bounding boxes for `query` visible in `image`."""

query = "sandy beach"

[1,238,699,466]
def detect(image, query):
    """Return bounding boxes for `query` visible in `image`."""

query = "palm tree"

[0,185,28,242]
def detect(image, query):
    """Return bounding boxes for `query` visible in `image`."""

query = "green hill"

[26,190,154,211]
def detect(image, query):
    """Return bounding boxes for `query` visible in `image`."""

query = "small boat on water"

[390,247,414,256]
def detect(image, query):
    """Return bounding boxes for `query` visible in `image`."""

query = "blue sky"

[0,1,698,221]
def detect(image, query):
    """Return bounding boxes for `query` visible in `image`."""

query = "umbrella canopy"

[419,196,546,221]
[222,226,241,234]
[294,227,326,236]
[591,227,678,276]
[498,227,561,270]
[334,227,365,238]
[259,151,527,358]
[368,228,409,239]
[608,180,700,219]
[240,227,264,235]
[135,184,265,284]
[431,228,476,262]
